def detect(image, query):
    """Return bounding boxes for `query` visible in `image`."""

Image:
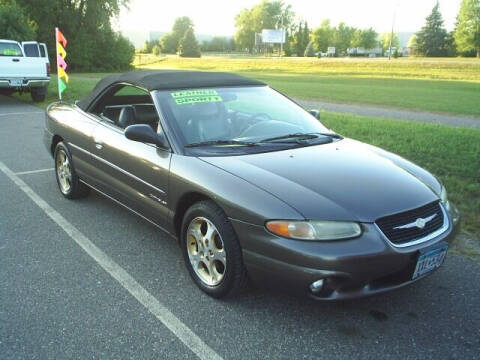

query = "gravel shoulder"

[296,98,480,129]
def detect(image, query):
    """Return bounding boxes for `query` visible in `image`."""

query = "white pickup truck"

[0,39,50,102]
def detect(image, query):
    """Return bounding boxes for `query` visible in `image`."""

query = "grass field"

[132,56,480,116]
[23,56,480,116]
[134,55,480,81]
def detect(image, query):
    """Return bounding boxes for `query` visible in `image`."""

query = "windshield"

[0,42,23,57]
[155,86,331,149]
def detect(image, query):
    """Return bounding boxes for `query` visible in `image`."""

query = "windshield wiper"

[260,132,342,143]
[185,140,259,148]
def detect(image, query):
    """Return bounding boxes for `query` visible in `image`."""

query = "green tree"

[201,36,234,52]
[152,44,161,55]
[178,28,201,57]
[294,21,304,56]
[333,22,355,54]
[351,29,362,48]
[407,34,417,55]
[445,31,457,56]
[312,20,334,52]
[140,40,156,54]
[302,22,310,52]
[160,33,178,54]
[380,32,399,53]
[234,0,295,52]
[0,0,36,41]
[304,41,315,57]
[454,0,480,57]
[283,30,292,56]
[15,0,133,71]
[407,34,417,48]
[160,17,194,54]
[172,17,194,44]
[351,28,378,49]
[416,2,448,56]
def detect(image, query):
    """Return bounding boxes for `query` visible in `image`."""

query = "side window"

[92,85,160,131]
[24,44,40,57]
[39,45,46,57]
[0,43,22,56]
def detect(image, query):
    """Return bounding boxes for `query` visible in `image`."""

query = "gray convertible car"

[44,70,460,300]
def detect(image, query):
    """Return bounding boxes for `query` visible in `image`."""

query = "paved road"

[296,99,480,129]
[1,95,479,359]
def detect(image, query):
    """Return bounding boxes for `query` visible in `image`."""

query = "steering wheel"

[239,113,273,137]
[239,120,303,139]
[251,113,272,122]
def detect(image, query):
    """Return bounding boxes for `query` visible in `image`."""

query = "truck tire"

[0,89,15,96]
[31,86,47,102]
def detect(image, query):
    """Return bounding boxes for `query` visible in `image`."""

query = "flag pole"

[55,27,62,101]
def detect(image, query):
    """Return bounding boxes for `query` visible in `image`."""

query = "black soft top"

[77,70,265,111]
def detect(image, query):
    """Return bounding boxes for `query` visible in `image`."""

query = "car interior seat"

[117,106,136,129]
[194,102,230,142]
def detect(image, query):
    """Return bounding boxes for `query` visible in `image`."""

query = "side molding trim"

[68,142,166,195]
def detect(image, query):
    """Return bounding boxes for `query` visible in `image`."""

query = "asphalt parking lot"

[1,95,479,359]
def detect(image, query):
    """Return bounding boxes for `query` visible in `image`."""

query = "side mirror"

[309,109,320,120]
[124,124,168,148]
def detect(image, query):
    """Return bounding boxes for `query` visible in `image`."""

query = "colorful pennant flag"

[55,28,68,100]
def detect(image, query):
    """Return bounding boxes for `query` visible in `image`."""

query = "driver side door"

[87,85,171,228]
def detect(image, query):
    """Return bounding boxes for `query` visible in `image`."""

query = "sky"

[117,0,463,36]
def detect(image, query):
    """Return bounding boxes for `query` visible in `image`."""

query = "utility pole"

[388,3,398,60]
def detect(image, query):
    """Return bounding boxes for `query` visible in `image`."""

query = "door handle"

[95,142,104,150]
[12,59,20,62]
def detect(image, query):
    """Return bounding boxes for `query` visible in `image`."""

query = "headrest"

[118,106,136,128]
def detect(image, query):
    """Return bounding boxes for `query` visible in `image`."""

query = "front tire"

[30,86,47,102]
[54,142,89,199]
[181,201,248,298]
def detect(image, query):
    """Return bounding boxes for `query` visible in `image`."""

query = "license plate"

[9,79,23,87]
[412,244,448,280]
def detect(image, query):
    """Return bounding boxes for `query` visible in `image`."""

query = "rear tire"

[181,200,248,298]
[54,142,89,199]
[30,86,47,102]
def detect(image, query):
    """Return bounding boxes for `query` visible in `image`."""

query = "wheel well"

[173,192,212,238]
[51,135,63,156]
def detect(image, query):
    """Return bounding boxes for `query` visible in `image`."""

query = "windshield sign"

[0,43,22,57]
[171,89,223,105]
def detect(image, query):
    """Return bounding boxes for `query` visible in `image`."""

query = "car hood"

[200,139,441,222]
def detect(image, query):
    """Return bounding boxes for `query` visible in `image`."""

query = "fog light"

[310,279,324,293]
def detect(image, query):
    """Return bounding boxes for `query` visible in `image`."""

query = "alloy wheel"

[56,149,72,194]
[186,217,227,286]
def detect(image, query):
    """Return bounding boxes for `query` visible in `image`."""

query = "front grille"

[376,201,445,246]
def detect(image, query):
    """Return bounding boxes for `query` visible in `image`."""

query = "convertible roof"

[76,70,266,111]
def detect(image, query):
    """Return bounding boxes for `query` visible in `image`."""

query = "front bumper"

[0,78,50,90]
[231,204,460,300]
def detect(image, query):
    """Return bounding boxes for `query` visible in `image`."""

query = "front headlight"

[440,186,448,203]
[440,185,451,213]
[266,220,362,241]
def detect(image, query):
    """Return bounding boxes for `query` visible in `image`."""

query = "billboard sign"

[261,29,286,44]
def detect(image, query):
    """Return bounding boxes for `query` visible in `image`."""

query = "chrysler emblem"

[393,213,437,230]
